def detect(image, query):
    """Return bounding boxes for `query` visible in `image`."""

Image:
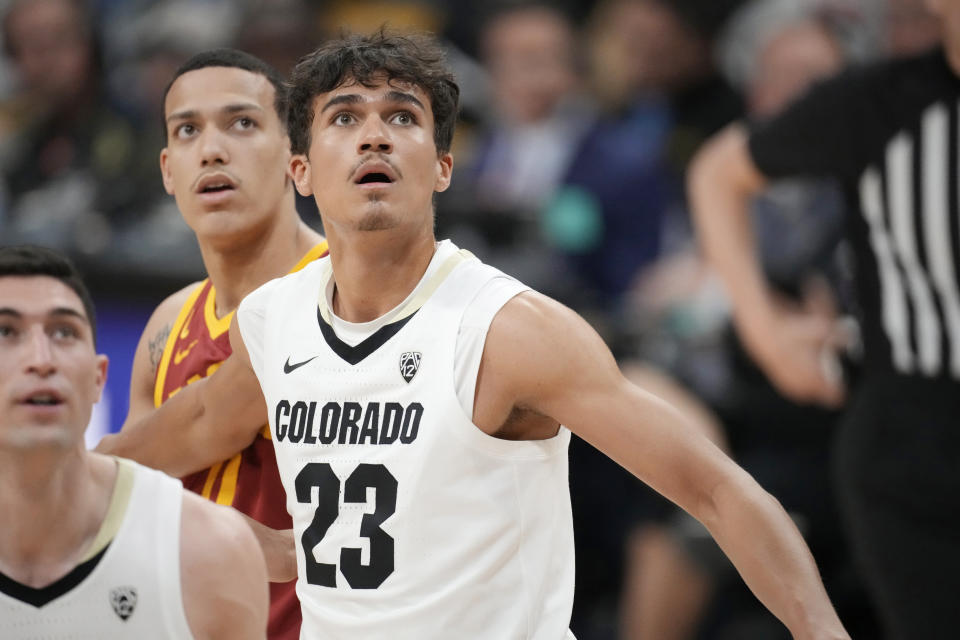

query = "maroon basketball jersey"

[154,242,327,640]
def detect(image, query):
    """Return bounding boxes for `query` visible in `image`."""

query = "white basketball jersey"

[239,242,576,639]
[0,459,193,639]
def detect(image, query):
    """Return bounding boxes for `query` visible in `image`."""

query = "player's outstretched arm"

[99,317,267,477]
[484,292,849,640]
[688,124,843,407]
[180,491,269,640]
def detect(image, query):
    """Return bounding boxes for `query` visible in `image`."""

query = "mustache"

[190,169,242,192]
[350,154,402,180]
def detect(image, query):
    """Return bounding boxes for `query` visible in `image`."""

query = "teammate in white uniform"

[0,245,269,639]
[113,32,850,638]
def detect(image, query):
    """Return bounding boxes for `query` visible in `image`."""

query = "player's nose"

[358,116,392,154]
[199,128,230,166]
[24,327,56,377]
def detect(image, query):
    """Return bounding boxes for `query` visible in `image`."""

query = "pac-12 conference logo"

[109,586,137,621]
[399,352,421,383]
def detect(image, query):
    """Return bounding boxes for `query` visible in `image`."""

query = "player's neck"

[200,214,321,316]
[0,450,115,586]
[327,228,436,323]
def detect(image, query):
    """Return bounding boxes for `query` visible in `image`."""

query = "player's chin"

[2,423,76,450]
[356,209,399,232]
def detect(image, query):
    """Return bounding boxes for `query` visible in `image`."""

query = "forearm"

[100,386,238,477]
[688,126,777,338]
[699,472,848,639]
[240,514,297,583]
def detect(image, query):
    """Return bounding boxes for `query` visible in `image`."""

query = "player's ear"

[434,152,453,193]
[93,354,109,403]
[159,148,175,195]
[290,154,313,197]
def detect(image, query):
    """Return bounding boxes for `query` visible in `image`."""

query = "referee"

[689,4,960,638]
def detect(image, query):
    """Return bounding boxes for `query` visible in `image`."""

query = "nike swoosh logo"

[284,356,317,374]
[179,306,196,340]
[174,339,199,365]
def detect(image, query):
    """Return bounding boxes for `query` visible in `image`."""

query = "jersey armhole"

[157,480,194,639]
[454,277,530,418]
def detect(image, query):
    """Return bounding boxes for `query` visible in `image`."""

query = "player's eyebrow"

[49,308,89,324]
[320,91,426,115]
[0,307,86,323]
[166,102,264,123]
[383,90,425,112]
[319,94,364,115]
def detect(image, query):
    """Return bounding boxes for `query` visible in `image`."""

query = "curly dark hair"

[287,29,460,156]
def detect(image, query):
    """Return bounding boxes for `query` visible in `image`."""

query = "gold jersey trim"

[203,283,234,340]
[80,458,135,563]
[317,248,473,324]
[203,241,329,340]
[153,282,206,408]
[175,241,329,506]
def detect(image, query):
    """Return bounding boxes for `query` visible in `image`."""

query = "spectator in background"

[0,0,157,257]
[549,0,744,331]
[471,1,586,214]
[234,1,316,76]
[441,1,591,302]
[92,0,241,282]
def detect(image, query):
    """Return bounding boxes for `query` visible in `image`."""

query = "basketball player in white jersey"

[110,32,849,638]
[0,245,268,639]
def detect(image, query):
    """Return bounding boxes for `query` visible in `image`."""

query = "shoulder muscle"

[126,282,204,422]
[180,491,268,640]
[478,291,621,426]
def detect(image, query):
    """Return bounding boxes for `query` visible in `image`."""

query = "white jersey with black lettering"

[238,241,576,639]
[0,459,193,639]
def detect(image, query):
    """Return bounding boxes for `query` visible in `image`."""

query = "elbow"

[688,125,746,207]
[695,467,780,535]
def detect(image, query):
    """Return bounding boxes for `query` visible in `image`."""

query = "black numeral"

[295,462,398,589]
[295,463,340,587]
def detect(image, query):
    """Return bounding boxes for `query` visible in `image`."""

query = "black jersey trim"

[0,544,110,608]
[317,307,416,365]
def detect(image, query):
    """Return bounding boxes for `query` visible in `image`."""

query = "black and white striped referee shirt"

[749,47,960,382]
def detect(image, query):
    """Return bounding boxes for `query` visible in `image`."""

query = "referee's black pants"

[834,374,960,640]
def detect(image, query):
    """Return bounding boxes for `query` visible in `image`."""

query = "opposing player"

[0,245,268,639]
[99,49,326,640]
[109,32,849,638]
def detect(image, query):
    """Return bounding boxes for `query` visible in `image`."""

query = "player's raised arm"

[98,316,267,477]
[483,291,849,640]
[688,124,843,407]
[180,491,269,640]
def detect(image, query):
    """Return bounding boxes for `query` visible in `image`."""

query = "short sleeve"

[236,282,271,385]
[748,66,874,181]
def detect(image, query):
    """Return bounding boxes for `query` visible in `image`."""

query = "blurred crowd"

[0,0,943,638]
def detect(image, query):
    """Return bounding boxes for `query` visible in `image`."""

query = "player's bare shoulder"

[474,290,619,436]
[123,281,206,424]
[484,291,617,393]
[141,281,204,374]
[179,491,268,640]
